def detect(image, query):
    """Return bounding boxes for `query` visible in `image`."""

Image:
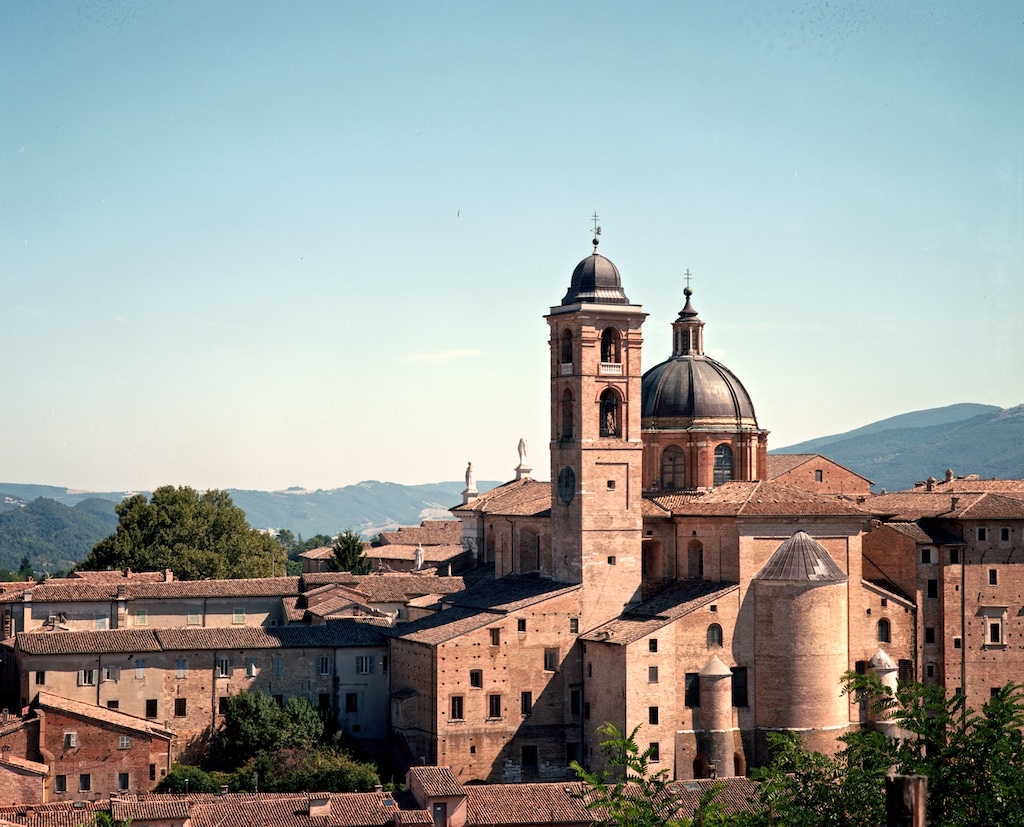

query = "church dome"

[561,252,631,305]
[641,287,759,428]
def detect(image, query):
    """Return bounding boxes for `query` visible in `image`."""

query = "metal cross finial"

[591,211,601,236]
[684,269,692,289]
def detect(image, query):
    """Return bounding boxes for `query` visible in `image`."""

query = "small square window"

[649,638,658,653]
[607,480,615,490]
[607,556,616,565]
[187,608,201,625]
[106,700,119,709]
[119,735,131,749]
[978,527,988,541]
[470,669,483,688]
[992,686,1001,698]
[648,666,659,683]
[921,548,932,564]
[64,732,77,749]
[79,774,91,792]
[926,663,935,678]
[232,608,245,625]
[135,609,148,626]
[518,618,527,633]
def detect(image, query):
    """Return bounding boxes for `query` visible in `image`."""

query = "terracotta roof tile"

[378,521,462,546]
[409,765,465,797]
[69,570,169,583]
[187,793,401,827]
[450,479,551,517]
[301,574,467,602]
[652,481,870,518]
[110,797,192,821]
[0,801,107,827]
[767,453,872,483]
[366,544,466,563]
[445,573,578,613]
[34,691,174,738]
[466,782,592,825]
[1,578,301,606]
[16,628,162,656]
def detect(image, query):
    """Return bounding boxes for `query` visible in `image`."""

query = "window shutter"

[77,670,85,686]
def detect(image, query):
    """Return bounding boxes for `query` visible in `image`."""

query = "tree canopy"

[331,529,371,574]
[79,485,287,580]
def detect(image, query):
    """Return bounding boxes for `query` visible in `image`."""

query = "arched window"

[693,755,710,779]
[713,444,734,486]
[600,328,621,363]
[560,329,573,364]
[560,388,574,440]
[599,389,621,437]
[707,623,723,647]
[661,445,686,490]
[877,618,891,643]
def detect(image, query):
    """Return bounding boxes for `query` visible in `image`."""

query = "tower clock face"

[557,466,576,503]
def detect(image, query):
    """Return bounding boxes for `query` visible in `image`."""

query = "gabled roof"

[34,691,173,739]
[0,577,302,605]
[16,628,162,656]
[0,800,108,827]
[300,573,467,601]
[465,782,592,825]
[868,490,1024,521]
[450,478,551,517]
[767,453,872,483]
[408,765,464,797]
[444,572,578,613]
[365,544,465,564]
[378,521,462,546]
[580,580,738,645]
[651,480,870,518]
[882,520,965,546]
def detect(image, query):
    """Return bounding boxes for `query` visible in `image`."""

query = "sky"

[2,1,1022,494]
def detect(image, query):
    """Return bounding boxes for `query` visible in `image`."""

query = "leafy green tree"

[230,746,380,793]
[80,486,286,580]
[331,529,370,574]
[283,696,325,748]
[17,554,33,580]
[217,691,289,761]
[573,722,733,827]
[155,763,221,793]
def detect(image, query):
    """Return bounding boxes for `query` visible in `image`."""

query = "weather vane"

[591,211,601,250]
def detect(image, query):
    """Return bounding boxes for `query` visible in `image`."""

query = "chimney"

[952,496,960,511]
[165,569,174,582]
[308,794,331,818]
[926,476,936,492]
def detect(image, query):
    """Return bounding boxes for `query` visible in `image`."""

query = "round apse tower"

[641,285,769,491]
[752,531,851,761]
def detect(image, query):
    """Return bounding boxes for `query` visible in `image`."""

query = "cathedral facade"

[390,241,910,783]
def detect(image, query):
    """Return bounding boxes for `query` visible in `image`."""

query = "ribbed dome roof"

[753,531,848,582]
[561,252,630,305]
[642,356,757,421]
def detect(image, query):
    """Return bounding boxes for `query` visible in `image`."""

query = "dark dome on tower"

[561,252,631,305]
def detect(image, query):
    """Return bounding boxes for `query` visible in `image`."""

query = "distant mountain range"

[772,402,1024,492]
[3,402,1022,573]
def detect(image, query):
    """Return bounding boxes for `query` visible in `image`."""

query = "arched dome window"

[599,389,621,437]
[877,618,891,643]
[560,328,573,365]
[600,327,621,364]
[560,388,574,440]
[661,445,686,490]
[713,444,734,486]
[707,623,723,647]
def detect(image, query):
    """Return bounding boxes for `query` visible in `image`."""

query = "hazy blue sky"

[3,1,1021,493]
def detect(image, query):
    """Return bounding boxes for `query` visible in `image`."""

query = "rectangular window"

[522,744,538,769]
[569,617,579,634]
[978,527,988,541]
[64,732,77,749]
[174,698,187,717]
[106,700,119,709]
[490,628,501,646]
[345,693,358,713]
[355,655,372,674]
[926,663,936,678]
[649,742,660,763]
[450,695,464,720]
[382,656,388,673]
[103,665,120,682]
[685,673,700,707]
[989,569,998,586]
[135,659,145,679]
[518,618,527,632]
[95,615,107,630]
[989,620,1002,645]
[246,657,258,678]
[55,775,67,794]
[34,671,45,686]
[488,694,502,718]
[544,648,558,672]
[648,665,659,683]
[149,764,156,781]
[648,706,659,726]
[927,579,938,599]
[898,659,913,683]
[607,556,616,565]
[79,774,91,792]
[273,694,283,707]
[1001,527,1011,542]
[119,735,131,749]
[232,608,245,625]
[521,691,533,715]
[188,608,201,625]
[470,669,483,688]
[118,772,129,790]
[318,656,333,676]
[217,657,231,677]
[135,609,148,626]
[649,638,658,653]
[731,667,749,707]
[925,627,936,644]
[175,657,187,679]
[950,548,960,564]
[145,699,158,718]
[570,689,581,716]
[273,654,284,676]
[921,548,932,564]
[814,469,823,483]
[77,669,96,687]
[218,697,228,715]
[583,701,591,720]
[566,743,581,766]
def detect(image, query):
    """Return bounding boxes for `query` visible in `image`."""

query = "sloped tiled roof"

[366,544,465,563]
[69,570,169,582]
[883,520,965,546]
[766,453,872,483]
[0,801,107,827]
[0,577,302,605]
[110,797,192,821]
[580,580,738,645]
[465,782,592,825]
[671,777,759,817]
[445,573,578,613]
[378,521,462,546]
[300,573,467,601]
[651,481,869,518]
[34,691,173,738]
[409,765,464,797]
[298,546,334,560]
[187,793,402,827]
[16,628,162,656]
[450,479,551,517]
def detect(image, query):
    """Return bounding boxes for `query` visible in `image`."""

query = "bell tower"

[546,229,647,631]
